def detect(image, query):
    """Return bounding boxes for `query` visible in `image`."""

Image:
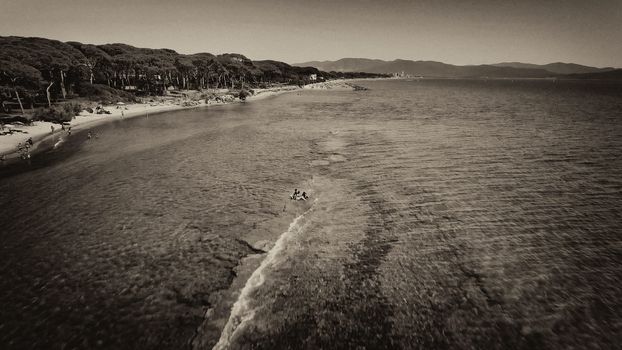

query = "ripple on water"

[206,79,622,349]
[2,80,622,349]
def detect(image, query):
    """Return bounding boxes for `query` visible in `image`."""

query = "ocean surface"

[1,79,621,349]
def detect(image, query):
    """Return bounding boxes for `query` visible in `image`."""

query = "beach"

[1,103,200,158]
[0,88,286,161]
[0,84,322,162]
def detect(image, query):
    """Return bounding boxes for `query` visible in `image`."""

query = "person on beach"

[61,124,65,131]
[87,132,92,139]
[51,125,54,134]
[27,137,33,146]
[291,189,299,199]
[301,192,308,200]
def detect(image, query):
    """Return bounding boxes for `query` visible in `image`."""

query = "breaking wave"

[212,202,315,350]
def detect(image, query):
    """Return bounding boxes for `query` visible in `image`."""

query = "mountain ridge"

[293,58,618,78]
[492,62,615,75]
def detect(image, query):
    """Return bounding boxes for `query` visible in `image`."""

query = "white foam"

[212,204,315,350]
[53,138,64,149]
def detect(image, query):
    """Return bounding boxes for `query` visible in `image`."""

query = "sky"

[1,0,621,67]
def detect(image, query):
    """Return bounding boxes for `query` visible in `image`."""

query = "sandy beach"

[0,103,207,163]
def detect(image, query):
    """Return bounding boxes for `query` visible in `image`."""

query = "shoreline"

[0,102,204,163]
[0,85,306,164]
[0,80,361,165]
[0,80,362,166]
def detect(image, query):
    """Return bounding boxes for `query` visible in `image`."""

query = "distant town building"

[309,74,317,81]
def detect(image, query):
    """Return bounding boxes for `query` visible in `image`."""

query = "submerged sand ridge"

[212,207,315,350]
[203,130,398,349]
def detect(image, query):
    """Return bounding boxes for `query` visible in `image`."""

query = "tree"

[174,56,195,90]
[0,58,43,115]
[67,42,112,85]
[190,53,215,89]
[1,35,377,106]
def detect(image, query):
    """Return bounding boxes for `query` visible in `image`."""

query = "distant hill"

[559,69,622,80]
[295,58,554,78]
[294,58,618,79]
[298,58,386,73]
[492,62,615,75]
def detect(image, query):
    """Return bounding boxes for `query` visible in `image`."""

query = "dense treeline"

[0,36,385,114]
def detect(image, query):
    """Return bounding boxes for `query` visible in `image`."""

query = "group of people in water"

[16,137,34,160]
[290,188,308,201]
[10,123,81,162]
[50,123,73,136]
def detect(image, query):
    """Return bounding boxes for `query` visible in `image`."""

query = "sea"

[0,79,621,349]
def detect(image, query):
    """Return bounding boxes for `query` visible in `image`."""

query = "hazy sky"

[1,0,621,67]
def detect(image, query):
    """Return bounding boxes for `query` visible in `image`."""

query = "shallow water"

[1,80,621,349]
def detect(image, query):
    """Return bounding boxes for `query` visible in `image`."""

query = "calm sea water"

[1,79,621,349]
